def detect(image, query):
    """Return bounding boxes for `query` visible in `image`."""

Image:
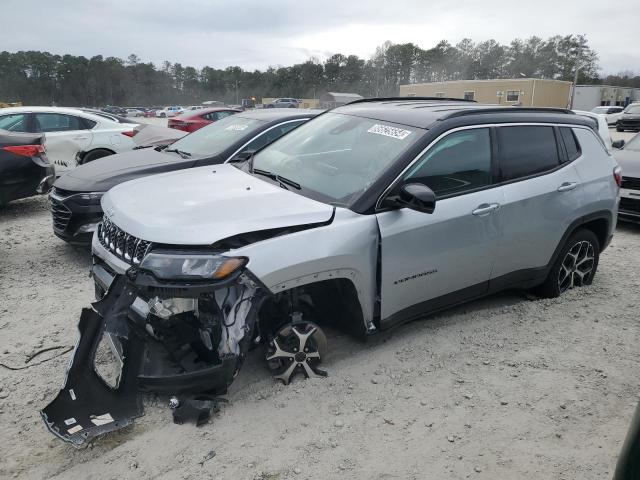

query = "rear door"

[34,112,93,173]
[376,126,504,326]
[491,124,583,281]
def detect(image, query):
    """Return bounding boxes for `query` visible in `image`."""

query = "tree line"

[0,34,634,108]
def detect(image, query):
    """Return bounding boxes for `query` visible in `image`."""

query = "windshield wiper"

[165,148,191,159]
[252,168,301,190]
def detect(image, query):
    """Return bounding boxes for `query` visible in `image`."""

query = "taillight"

[613,166,622,187]
[121,130,137,137]
[2,144,45,157]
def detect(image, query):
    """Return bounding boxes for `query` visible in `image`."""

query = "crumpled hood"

[101,164,334,245]
[615,149,640,179]
[55,148,197,193]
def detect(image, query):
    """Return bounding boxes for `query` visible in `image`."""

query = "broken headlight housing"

[139,252,247,281]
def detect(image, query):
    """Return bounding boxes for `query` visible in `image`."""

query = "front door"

[376,127,503,326]
[34,112,93,173]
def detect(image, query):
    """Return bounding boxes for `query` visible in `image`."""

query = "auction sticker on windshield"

[225,124,249,131]
[367,124,412,140]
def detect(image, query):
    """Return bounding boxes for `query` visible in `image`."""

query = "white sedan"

[0,106,139,174]
[590,106,625,126]
[156,106,185,118]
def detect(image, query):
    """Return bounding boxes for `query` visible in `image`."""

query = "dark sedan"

[616,104,640,132]
[0,129,54,205]
[613,133,640,223]
[50,109,322,244]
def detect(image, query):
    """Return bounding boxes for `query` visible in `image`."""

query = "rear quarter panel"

[571,127,619,232]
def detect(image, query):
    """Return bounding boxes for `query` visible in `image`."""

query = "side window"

[559,127,581,162]
[82,118,97,129]
[0,113,28,132]
[497,126,560,181]
[403,128,492,197]
[34,113,84,132]
[244,121,305,152]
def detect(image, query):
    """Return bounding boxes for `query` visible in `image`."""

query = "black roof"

[238,108,323,122]
[334,98,588,129]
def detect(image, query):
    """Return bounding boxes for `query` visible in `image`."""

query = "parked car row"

[49,109,319,243]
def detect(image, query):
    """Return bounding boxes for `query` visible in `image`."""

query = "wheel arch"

[78,147,116,164]
[549,210,612,268]
[257,275,369,340]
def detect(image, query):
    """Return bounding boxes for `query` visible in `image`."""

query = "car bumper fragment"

[42,265,265,446]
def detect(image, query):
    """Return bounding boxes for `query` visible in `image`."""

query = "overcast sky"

[3,0,638,74]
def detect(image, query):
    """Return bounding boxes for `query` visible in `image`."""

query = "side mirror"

[385,183,436,214]
[612,140,625,149]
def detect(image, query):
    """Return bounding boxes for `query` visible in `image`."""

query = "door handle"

[73,136,89,140]
[472,203,500,216]
[557,182,578,192]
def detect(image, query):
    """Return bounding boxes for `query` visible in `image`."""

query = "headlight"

[139,252,247,281]
[77,192,104,205]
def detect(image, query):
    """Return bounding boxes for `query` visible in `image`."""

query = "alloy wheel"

[558,240,595,293]
[266,321,327,385]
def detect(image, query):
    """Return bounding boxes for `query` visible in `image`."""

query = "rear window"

[497,126,560,181]
[559,127,581,161]
[0,113,28,132]
[168,115,264,158]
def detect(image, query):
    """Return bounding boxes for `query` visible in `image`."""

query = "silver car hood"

[614,149,640,179]
[101,164,334,245]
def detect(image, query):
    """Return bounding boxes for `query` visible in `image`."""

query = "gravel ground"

[0,131,639,480]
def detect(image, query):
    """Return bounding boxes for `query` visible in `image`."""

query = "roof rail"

[445,107,575,118]
[346,96,477,105]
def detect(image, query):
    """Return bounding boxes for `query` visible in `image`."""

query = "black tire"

[160,112,166,117]
[80,149,113,164]
[535,228,600,298]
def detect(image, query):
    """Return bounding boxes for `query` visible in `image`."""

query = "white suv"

[42,99,620,445]
[0,106,138,172]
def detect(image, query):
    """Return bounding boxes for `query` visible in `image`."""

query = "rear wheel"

[80,148,113,164]
[535,228,600,298]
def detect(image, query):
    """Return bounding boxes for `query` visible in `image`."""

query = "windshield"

[251,112,423,205]
[624,105,640,114]
[168,115,264,157]
[625,134,640,151]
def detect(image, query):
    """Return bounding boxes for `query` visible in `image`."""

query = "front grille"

[98,216,152,265]
[621,177,640,191]
[50,197,72,232]
[620,197,640,214]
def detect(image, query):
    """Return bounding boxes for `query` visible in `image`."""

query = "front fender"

[230,208,379,329]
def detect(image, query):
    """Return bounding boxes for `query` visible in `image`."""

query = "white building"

[572,85,640,111]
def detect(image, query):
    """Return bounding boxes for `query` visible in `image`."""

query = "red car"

[167,107,241,133]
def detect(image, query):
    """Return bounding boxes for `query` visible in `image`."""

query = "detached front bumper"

[42,238,265,446]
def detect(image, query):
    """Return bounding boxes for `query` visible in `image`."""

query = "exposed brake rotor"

[266,321,327,385]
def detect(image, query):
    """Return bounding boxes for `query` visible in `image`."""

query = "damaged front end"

[42,239,266,446]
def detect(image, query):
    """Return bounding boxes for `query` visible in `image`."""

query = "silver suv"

[43,98,620,445]
[266,97,299,108]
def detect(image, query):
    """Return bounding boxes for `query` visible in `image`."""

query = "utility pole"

[570,66,580,109]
